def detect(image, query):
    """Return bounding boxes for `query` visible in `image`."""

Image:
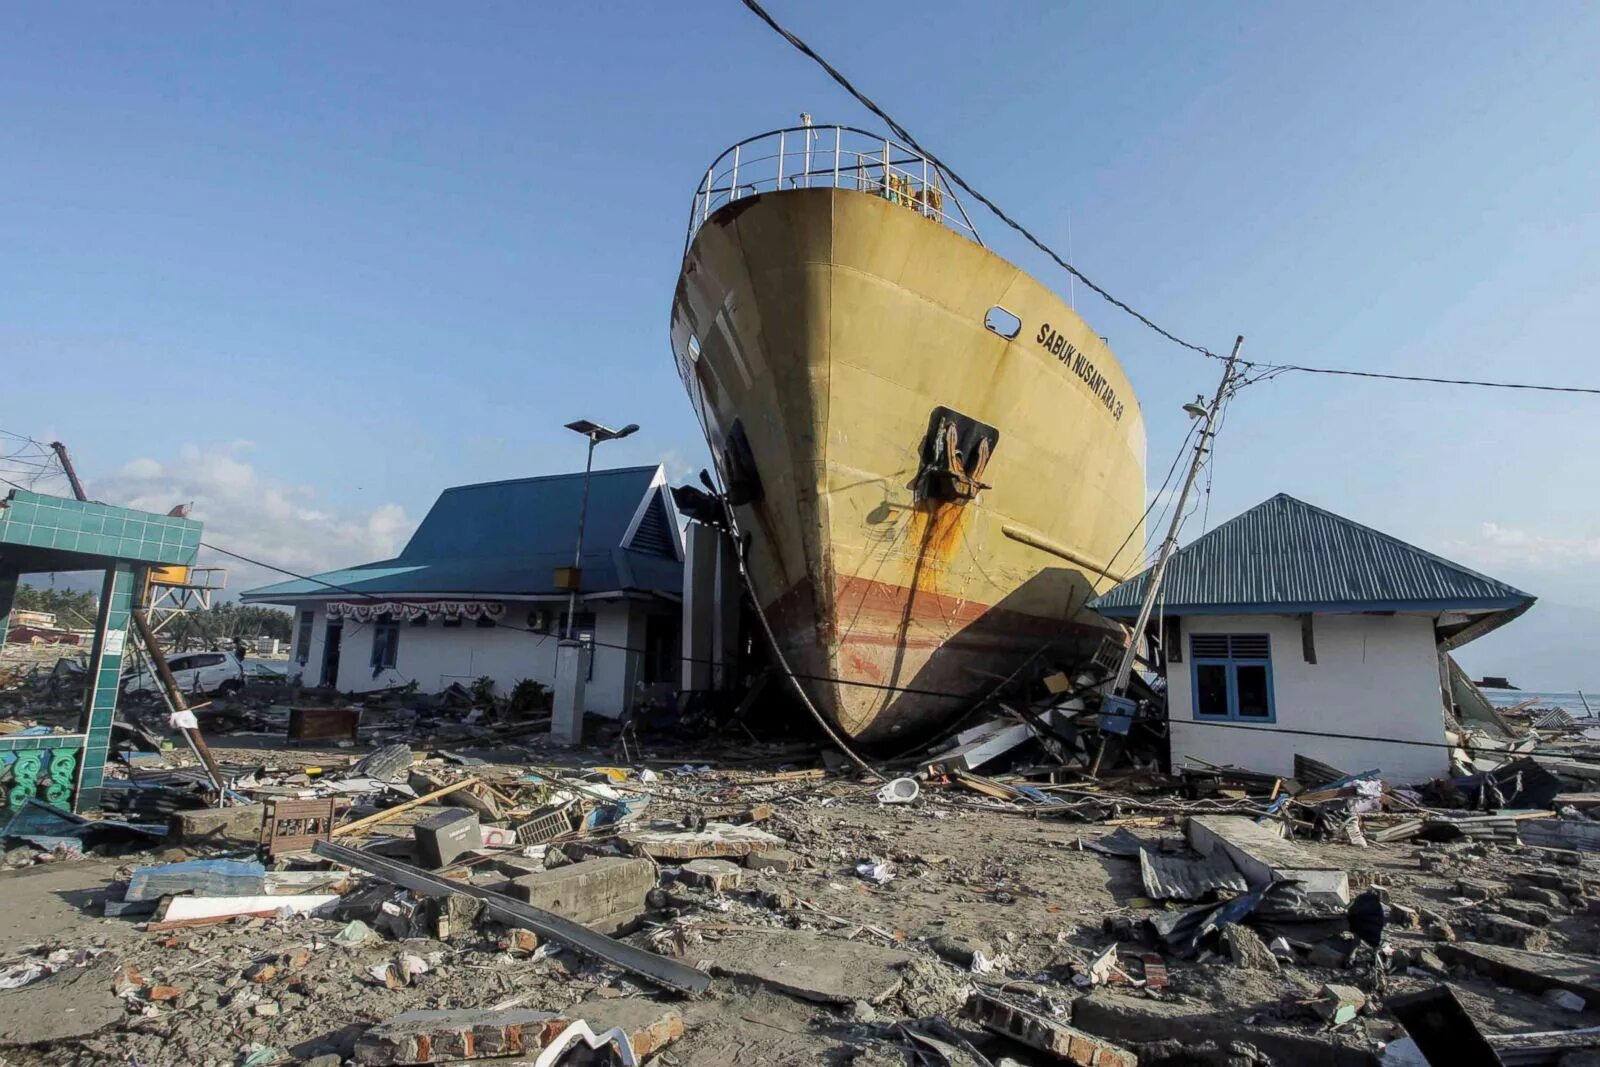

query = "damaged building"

[241,465,684,718]
[1090,493,1536,784]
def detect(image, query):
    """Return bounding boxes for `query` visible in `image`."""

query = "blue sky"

[3,2,1596,686]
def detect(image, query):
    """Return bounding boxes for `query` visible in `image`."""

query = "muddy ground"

[0,733,1597,1066]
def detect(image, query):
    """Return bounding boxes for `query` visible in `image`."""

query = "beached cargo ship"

[670,125,1147,746]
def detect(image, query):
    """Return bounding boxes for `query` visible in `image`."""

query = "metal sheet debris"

[314,840,711,995]
[1137,847,1248,901]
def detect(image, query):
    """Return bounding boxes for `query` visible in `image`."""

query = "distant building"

[241,465,684,717]
[1090,493,1535,784]
[5,624,86,646]
[10,609,58,629]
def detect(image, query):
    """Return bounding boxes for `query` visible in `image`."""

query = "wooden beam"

[332,776,482,837]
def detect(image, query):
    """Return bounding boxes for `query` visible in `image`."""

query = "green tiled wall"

[0,732,84,752]
[73,564,136,811]
[0,491,200,566]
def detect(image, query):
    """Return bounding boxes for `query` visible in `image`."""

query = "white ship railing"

[685,125,983,250]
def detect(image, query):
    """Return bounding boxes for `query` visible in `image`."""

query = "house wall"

[283,599,659,718]
[287,603,327,685]
[1166,612,1450,785]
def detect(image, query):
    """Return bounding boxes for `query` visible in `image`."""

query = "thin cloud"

[91,443,414,595]
[1446,522,1600,572]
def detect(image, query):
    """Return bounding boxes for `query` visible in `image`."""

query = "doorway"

[320,621,343,688]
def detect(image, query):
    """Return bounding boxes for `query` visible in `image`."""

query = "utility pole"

[1089,336,1243,776]
[1111,335,1244,695]
[130,596,229,801]
[49,441,87,502]
[565,435,598,640]
[558,420,639,638]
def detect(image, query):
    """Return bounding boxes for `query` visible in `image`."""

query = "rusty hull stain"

[903,498,970,594]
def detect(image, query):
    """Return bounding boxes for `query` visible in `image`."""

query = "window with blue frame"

[370,615,400,674]
[1190,633,1274,722]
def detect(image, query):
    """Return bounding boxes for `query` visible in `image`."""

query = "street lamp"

[560,419,639,637]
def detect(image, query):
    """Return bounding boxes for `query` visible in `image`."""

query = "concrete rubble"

[4,669,1600,1065]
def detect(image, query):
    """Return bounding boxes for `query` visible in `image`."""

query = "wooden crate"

[288,706,361,744]
[261,797,336,856]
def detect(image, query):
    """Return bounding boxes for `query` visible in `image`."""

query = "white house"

[241,465,684,718]
[1090,494,1535,784]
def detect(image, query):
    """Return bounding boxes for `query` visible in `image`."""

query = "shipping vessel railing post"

[685,125,982,253]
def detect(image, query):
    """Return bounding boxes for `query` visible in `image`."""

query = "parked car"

[122,650,246,698]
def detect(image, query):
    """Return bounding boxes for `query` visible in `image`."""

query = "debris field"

[3,689,1600,1067]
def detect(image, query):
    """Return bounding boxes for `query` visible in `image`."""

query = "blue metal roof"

[1090,493,1533,618]
[241,465,682,602]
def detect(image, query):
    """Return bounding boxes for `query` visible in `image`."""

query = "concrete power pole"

[1091,336,1243,775]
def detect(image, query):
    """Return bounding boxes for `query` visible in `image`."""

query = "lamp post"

[560,420,639,637]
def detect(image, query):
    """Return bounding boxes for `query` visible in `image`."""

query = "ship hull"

[671,187,1146,746]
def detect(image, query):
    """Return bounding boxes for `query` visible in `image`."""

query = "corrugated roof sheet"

[1090,493,1532,617]
[1138,847,1248,902]
[241,465,682,602]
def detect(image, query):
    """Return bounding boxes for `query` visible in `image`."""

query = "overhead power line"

[1238,361,1600,396]
[2,474,1581,760]
[738,2,1600,399]
[205,537,1595,759]
[736,0,1219,360]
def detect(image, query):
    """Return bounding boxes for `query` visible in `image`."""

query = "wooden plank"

[155,893,340,925]
[332,776,482,837]
[949,770,1020,801]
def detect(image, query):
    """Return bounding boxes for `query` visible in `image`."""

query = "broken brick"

[353,1005,683,1065]
[967,991,1136,1067]
[111,963,145,997]
[245,962,278,984]
[503,929,539,953]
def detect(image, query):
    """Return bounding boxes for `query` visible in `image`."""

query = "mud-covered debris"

[1311,983,1365,1025]
[1221,925,1279,973]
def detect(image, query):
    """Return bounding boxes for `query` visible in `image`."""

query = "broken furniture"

[288,706,361,745]
[260,797,337,857]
